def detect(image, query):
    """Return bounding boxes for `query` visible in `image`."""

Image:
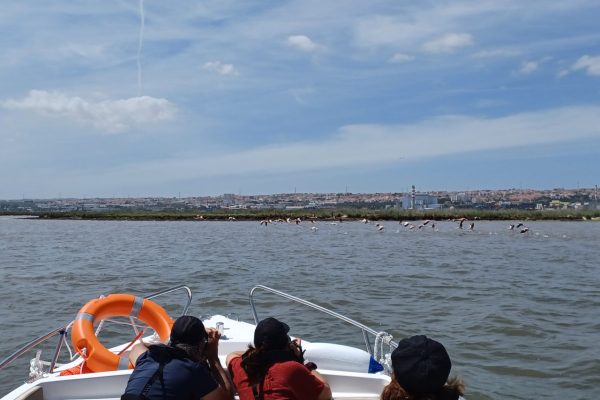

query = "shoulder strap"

[141,361,166,398]
[121,362,165,400]
[252,378,265,400]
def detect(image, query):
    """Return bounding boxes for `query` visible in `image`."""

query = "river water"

[0,217,598,399]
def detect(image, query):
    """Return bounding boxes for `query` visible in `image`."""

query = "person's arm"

[311,369,332,400]
[289,337,332,399]
[225,351,244,367]
[127,342,148,366]
[202,358,234,400]
[201,328,234,400]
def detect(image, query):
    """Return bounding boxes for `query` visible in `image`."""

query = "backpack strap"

[141,361,166,398]
[121,360,166,400]
[252,378,265,400]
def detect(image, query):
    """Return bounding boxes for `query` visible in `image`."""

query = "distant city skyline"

[3,186,598,214]
[1,2,599,198]
[2,185,598,202]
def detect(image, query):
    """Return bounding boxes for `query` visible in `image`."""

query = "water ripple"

[0,218,599,399]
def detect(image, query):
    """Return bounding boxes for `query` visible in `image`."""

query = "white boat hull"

[2,315,390,400]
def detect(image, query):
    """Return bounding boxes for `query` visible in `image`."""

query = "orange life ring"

[71,294,173,372]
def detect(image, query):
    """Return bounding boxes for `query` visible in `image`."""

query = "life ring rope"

[117,327,147,356]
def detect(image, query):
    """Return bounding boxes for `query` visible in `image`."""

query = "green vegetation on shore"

[7,208,599,221]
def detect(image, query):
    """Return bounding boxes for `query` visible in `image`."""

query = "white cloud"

[519,61,539,74]
[422,33,473,54]
[58,43,106,59]
[2,90,176,134]
[97,105,600,184]
[571,55,600,76]
[472,48,521,59]
[355,16,435,49]
[352,1,593,49]
[286,35,319,52]
[517,57,552,75]
[389,53,415,63]
[289,87,316,105]
[202,61,239,76]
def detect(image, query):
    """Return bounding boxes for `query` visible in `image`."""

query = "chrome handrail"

[0,285,192,373]
[146,285,193,315]
[249,285,398,356]
[0,326,69,372]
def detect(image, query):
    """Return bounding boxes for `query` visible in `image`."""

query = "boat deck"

[5,315,390,400]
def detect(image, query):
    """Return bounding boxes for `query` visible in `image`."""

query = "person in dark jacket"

[122,315,234,400]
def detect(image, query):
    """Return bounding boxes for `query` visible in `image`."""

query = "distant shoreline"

[4,209,599,221]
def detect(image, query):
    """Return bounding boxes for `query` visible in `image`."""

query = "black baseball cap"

[170,315,207,346]
[253,317,290,350]
[391,335,452,395]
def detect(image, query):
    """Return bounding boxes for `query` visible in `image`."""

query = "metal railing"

[0,285,192,373]
[248,285,397,356]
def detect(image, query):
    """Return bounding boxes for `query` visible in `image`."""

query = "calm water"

[0,217,599,399]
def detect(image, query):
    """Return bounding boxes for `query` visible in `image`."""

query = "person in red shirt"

[226,317,332,400]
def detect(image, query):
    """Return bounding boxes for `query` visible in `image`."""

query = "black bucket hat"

[170,315,207,346]
[391,335,452,395]
[253,317,290,350]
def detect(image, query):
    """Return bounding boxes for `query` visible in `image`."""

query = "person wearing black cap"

[381,335,464,400]
[122,315,234,400]
[226,317,332,400]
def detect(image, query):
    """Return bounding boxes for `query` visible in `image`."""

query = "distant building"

[222,193,236,206]
[549,200,569,209]
[401,194,440,210]
[450,193,470,203]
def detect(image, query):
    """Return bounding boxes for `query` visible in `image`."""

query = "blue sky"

[1,1,599,199]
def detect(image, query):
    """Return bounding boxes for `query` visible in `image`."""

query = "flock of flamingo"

[192,213,539,235]
[248,216,535,235]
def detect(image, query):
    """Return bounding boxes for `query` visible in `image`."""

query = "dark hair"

[381,376,465,400]
[171,342,204,363]
[240,343,303,383]
[240,346,269,383]
[146,342,205,366]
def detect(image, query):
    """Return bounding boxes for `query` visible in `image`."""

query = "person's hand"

[305,361,318,371]
[290,338,305,362]
[204,327,221,363]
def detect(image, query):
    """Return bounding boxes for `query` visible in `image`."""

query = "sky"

[1,1,599,199]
